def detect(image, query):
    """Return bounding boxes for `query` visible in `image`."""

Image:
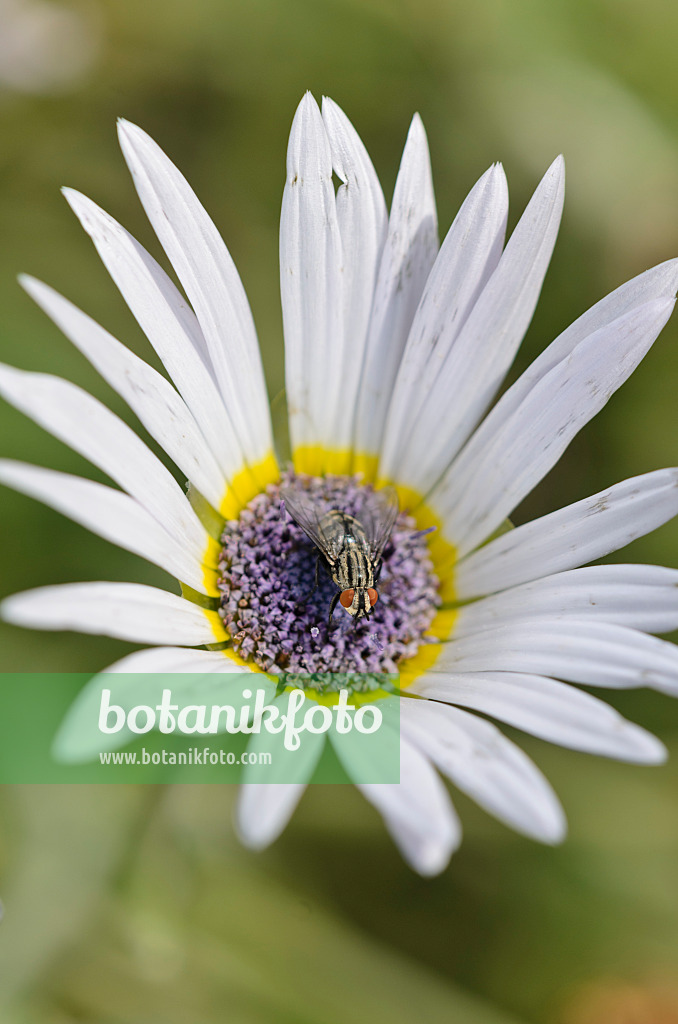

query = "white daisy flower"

[2,92,678,877]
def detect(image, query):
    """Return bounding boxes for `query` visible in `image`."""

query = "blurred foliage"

[2,0,678,1020]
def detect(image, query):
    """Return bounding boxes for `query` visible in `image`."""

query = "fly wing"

[356,485,399,561]
[280,483,345,562]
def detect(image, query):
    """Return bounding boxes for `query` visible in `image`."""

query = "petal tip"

[295,90,320,118]
[632,731,669,765]
[17,272,35,291]
[410,840,454,877]
[286,91,330,178]
[320,94,338,116]
[17,274,46,304]
[116,118,148,154]
[541,805,568,845]
[61,186,84,209]
[234,819,272,852]
[407,111,427,142]
[550,152,566,181]
[0,594,23,626]
[234,801,278,851]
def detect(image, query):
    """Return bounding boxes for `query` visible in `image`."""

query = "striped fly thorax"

[322,511,375,591]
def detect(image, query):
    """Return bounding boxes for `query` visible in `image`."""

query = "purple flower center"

[217,471,441,693]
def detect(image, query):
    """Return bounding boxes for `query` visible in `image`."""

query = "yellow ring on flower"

[198,452,281,630]
[196,446,458,684]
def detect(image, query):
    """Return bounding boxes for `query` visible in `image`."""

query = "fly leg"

[296,553,324,610]
[312,552,322,595]
[328,591,340,626]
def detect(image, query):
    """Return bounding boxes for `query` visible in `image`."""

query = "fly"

[281,482,399,624]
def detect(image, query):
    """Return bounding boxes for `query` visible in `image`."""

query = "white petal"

[400,698,566,842]
[410,671,666,763]
[455,564,678,635]
[236,784,307,850]
[450,258,678,484]
[0,363,207,559]
[384,157,564,490]
[280,93,344,452]
[433,618,678,694]
[21,276,227,510]
[101,645,247,673]
[456,468,678,597]
[0,459,210,593]
[117,119,272,464]
[321,96,387,449]
[62,188,248,480]
[1,582,219,645]
[353,114,438,458]
[433,297,676,554]
[379,162,508,487]
[359,735,461,876]
[237,691,327,849]
[53,646,258,762]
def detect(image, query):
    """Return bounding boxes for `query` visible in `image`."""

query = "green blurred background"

[2,0,678,1020]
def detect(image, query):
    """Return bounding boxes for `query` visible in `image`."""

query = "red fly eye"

[367,588,378,607]
[339,589,355,609]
